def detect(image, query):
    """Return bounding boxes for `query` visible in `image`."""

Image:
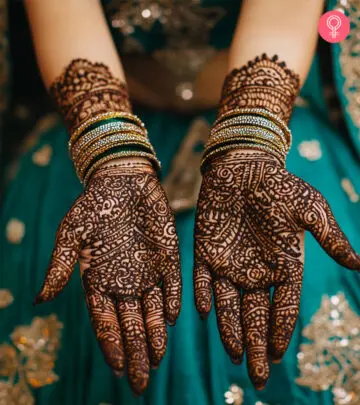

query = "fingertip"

[128,368,150,396]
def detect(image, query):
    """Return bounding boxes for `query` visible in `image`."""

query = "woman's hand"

[34,160,181,395]
[194,150,360,390]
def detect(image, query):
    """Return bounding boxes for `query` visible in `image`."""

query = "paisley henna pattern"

[34,161,181,395]
[194,150,360,389]
[218,54,300,122]
[49,59,132,130]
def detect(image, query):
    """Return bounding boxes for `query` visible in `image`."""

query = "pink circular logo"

[318,10,350,43]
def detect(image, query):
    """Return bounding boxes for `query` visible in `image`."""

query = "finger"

[269,280,302,363]
[213,278,244,364]
[163,261,182,325]
[117,299,150,395]
[34,211,82,304]
[85,289,125,374]
[300,191,360,270]
[143,287,167,369]
[193,261,212,319]
[241,289,271,390]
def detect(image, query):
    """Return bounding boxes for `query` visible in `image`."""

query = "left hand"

[194,149,360,390]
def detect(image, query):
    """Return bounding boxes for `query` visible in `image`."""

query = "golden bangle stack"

[201,108,292,172]
[69,111,161,184]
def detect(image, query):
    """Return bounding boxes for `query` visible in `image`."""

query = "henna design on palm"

[194,150,360,390]
[34,162,181,395]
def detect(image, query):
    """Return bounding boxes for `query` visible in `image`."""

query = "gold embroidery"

[341,178,360,203]
[336,0,360,130]
[224,384,244,405]
[0,0,8,112]
[162,118,210,212]
[0,289,13,309]
[298,140,323,161]
[6,219,25,245]
[0,315,62,404]
[296,293,360,405]
[32,145,53,167]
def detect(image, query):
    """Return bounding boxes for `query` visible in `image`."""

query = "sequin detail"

[0,289,13,309]
[296,293,360,405]
[0,314,62,404]
[298,140,322,161]
[32,145,52,166]
[6,219,25,244]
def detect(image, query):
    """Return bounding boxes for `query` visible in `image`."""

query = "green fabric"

[2,1,360,405]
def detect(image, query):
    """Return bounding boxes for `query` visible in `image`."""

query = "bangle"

[83,149,161,186]
[207,126,288,155]
[71,122,147,161]
[68,111,146,150]
[201,142,285,174]
[76,138,155,180]
[214,108,292,147]
[211,115,289,149]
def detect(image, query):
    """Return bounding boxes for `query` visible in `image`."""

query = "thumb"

[299,188,360,270]
[34,208,83,304]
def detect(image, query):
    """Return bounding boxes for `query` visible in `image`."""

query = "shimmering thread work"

[49,59,132,130]
[194,150,360,390]
[0,313,62,404]
[34,162,181,395]
[296,293,360,405]
[218,54,300,123]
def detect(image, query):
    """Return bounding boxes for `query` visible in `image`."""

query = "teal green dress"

[1,1,360,405]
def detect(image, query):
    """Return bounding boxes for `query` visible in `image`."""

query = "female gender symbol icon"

[327,15,342,38]
[318,10,350,43]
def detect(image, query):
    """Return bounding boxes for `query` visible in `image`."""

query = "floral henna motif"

[218,54,300,122]
[194,150,360,390]
[49,59,132,130]
[34,162,181,395]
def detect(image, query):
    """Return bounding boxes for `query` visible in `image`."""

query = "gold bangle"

[207,126,288,154]
[72,127,148,162]
[83,151,161,185]
[203,137,286,163]
[214,108,292,147]
[71,129,150,161]
[211,117,289,149]
[76,138,155,179]
[75,132,153,167]
[205,135,286,158]
[201,143,285,173]
[71,122,147,160]
[69,112,146,150]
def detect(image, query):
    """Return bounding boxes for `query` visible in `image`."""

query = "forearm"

[25,0,159,183]
[229,0,324,84]
[24,0,125,87]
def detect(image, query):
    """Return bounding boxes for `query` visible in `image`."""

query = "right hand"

[34,159,182,395]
